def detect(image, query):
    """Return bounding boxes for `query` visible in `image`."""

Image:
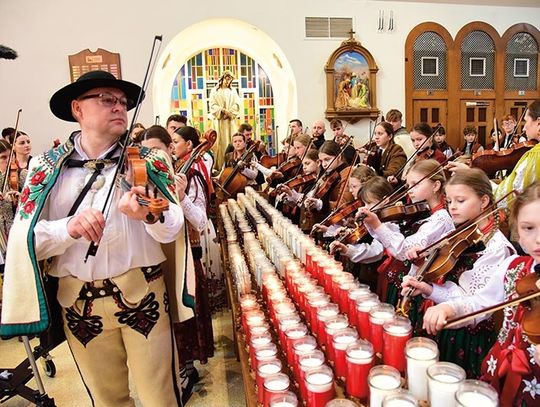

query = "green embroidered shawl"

[0,136,195,336]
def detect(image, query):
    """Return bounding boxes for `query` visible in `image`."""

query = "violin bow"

[493,116,500,151]
[2,108,22,194]
[84,35,163,262]
[393,124,442,180]
[510,108,528,142]
[335,149,360,209]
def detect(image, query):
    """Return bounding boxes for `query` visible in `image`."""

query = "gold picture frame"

[325,35,379,123]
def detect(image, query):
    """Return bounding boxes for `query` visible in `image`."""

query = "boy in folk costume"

[0,71,195,407]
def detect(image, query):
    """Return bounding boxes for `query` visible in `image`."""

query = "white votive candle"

[368,365,401,407]
[427,362,465,407]
[455,380,499,406]
[405,337,439,401]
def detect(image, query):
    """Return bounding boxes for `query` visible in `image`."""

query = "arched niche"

[153,18,297,147]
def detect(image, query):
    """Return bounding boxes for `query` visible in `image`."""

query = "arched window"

[505,32,538,90]
[170,47,276,153]
[461,31,496,90]
[413,31,447,90]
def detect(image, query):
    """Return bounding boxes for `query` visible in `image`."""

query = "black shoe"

[188,368,200,385]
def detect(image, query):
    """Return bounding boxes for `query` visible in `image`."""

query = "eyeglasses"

[78,93,131,109]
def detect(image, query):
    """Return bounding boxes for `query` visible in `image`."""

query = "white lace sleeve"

[445,255,518,327]
[428,231,514,304]
[369,210,455,261]
[345,239,384,263]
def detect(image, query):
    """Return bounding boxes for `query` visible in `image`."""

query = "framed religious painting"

[325,34,380,123]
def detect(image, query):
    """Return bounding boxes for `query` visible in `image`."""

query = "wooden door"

[460,100,495,148]
[412,100,448,130]
[504,99,534,135]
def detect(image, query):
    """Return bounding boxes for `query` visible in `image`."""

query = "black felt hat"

[50,70,143,122]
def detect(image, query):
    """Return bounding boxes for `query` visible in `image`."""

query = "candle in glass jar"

[292,335,318,381]
[269,390,298,407]
[284,323,308,364]
[254,343,278,372]
[381,389,418,406]
[325,399,357,407]
[263,373,290,407]
[324,315,349,362]
[316,304,339,343]
[369,304,395,354]
[298,350,325,402]
[383,316,412,373]
[454,380,499,407]
[305,365,336,407]
[427,362,465,407]
[249,333,273,371]
[256,359,282,405]
[355,293,380,340]
[345,340,374,399]
[405,337,439,401]
[368,365,402,407]
[332,328,359,379]
[307,295,330,329]
[347,287,371,326]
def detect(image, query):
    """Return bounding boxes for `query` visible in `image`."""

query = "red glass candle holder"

[263,372,290,407]
[345,340,374,400]
[332,327,359,380]
[383,316,412,373]
[355,293,380,340]
[298,350,325,402]
[256,358,283,405]
[305,365,336,407]
[369,303,395,355]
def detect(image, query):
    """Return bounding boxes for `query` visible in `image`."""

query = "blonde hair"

[446,168,494,204]
[293,133,311,147]
[408,159,446,195]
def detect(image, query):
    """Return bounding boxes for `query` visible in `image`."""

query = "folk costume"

[0,71,194,407]
[375,142,407,178]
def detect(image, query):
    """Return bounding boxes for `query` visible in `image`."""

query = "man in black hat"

[0,71,187,406]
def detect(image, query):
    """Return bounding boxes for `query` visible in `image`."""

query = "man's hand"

[118,186,151,222]
[67,208,105,242]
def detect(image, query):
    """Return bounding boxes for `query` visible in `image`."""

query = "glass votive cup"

[383,316,412,373]
[242,308,264,335]
[405,337,439,402]
[355,293,380,340]
[256,358,283,405]
[324,399,357,406]
[368,365,402,407]
[292,335,318,380]
[331,327,359,380]
[249,332,273,371]
[299,350,326,401]
[305,365,336,407]
[284,323,308,364]
[345,339,374,400]
[254,343,278,373]
[264,372,290,407]
[369,303,395,355]
[324,315,349,361]
[316,303,340,343]
[347,286,372,326]
[382,389,418,406]
[427,361,466,407]
[455,380,499,406]
[269,390,298,407]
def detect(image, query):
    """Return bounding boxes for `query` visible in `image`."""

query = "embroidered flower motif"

[153,159,168,173]
[487,354,497,376]
[30,170,46,185]
[523,377,540,399]
[18,165,51,219]
[528,344,537,365]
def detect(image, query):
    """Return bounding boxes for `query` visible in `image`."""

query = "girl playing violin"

[402,168,514,378]
[262,133,308,189]
[329,176,392,291]
[434,124,454,159]
[409,122,447,164]
[422,181,540,406]
[362,122,406,179]
[301,140,353,230]
[9,131,32,170]
[359,159,455,311]
[171,126,215,402]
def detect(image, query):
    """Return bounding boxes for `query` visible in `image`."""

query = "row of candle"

[236,189,499,406]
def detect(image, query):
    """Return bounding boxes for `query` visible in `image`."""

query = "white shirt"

[34,134,184,282]
[180,174,208,232]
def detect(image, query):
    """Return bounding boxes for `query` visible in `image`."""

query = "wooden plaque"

[68,48,122,82]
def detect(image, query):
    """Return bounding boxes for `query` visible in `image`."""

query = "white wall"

[0,0,538,154]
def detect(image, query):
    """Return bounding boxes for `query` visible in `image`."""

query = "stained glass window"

[170,47,277,154]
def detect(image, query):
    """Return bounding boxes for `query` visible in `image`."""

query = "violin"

[445,268,540,344]
[259,152,287,169]
[396,225,485,317]
[271,172,317,198]
[331,223,369,249]
[217,141,260,198]
[374,201,431,223]
[266,156,302,186]
[471,140,537,178]
[316,198,365,229]
[176,130,217,175]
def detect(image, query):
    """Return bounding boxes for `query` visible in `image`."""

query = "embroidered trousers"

[62,272,180,407]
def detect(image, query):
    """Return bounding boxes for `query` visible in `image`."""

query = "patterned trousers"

[61,270,180,407]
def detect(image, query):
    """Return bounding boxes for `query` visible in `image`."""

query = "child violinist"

[277,148,319,225]
[301,140,353,231]
[329,176,392,291]
[409,122,447,164]
[423,181,540,406]
[402,168,514,378]
[460,125,484,156]
[358,159,455,310]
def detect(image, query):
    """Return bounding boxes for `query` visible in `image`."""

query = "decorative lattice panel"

[461,31,495,90]
[506,32,538,90]
[413,31,447,90]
